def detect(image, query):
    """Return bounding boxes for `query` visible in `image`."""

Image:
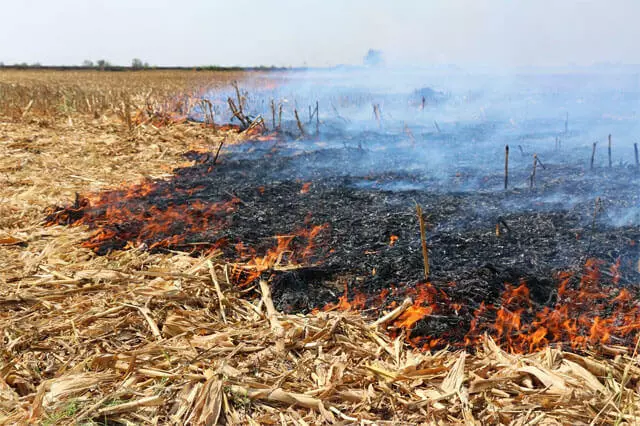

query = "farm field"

[2,69,640,425]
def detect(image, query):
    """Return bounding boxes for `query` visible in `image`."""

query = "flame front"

[46,180,241,254]
[45,173,640,355]
[323,258,640,354]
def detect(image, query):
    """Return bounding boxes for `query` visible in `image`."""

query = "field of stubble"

[1,69,639,425]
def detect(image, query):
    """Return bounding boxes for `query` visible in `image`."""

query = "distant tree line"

[81,58,152,70]
[0,59,298,72]
[0,59,153,70]
[1,62,42,69]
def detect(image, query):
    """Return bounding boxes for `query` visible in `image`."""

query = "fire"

[458,259,640,353]
[300,182,312,194]
[244,224,328,271]
[46,172,331,292]
[610,258,621,285]
[45,181,241,254]
[394,304,432,329]
[325,282,367,311]
[232,223,330,287]
[44,173,640,355]
[339,291,366,311]
[391,282,440,339]
[320,258,640,355]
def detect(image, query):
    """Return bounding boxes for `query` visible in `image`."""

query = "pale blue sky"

[1,0,639,67]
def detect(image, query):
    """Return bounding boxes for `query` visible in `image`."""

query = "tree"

[82,59,94,67]
[363,49,384,67]
[96,59,111,70]
[131,58,144,69]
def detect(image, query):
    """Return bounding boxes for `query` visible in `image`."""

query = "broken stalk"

[294,109,306,137]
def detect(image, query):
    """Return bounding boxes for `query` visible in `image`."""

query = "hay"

[2,71,640,425]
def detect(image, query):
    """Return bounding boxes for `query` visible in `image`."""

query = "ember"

[300,182,312,194]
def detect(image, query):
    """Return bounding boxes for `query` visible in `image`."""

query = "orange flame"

[325,282,368,311]
[460,259,640,353]
[333,258,640,355]
[48,182,242,253]
[300,182,312,194]
[394,304,432,329]
[232,223,330,288]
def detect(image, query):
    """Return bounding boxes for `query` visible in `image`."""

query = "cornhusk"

[2,71,640,425]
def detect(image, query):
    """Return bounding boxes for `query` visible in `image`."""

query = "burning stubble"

[46,69,640,353]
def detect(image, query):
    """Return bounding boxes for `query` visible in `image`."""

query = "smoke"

[200,66,640,228]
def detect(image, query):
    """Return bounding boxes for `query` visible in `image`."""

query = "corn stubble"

[1,69,640,425]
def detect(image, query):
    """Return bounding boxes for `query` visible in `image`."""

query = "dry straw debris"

[1,70,640,425]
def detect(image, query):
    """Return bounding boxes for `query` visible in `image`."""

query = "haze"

[1,0,639,68]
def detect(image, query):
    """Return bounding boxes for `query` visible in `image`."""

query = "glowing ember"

[300,182,312,194]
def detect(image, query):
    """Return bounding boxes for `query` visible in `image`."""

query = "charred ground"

[46,126,640,349]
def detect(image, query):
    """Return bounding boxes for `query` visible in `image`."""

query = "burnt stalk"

[294,109,306,137]
[504,145,509,190]
[608,134,612,168]
[530,154,538,190]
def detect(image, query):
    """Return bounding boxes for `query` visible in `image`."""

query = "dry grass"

[1,70,640,425]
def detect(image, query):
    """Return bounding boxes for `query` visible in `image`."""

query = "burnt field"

[6,69,640,424]
[47,110,640,352]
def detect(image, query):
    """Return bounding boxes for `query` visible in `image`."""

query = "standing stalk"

[530,154,538,190]
[416,203,429,281]
[315,101,319,135]
[504,145,509,190]
[213,138,225,164]
[373,104,381,128]
[294,109,306,137]
[232,81,244,116]
[271,99,276,130]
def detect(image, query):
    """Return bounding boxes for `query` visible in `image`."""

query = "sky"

[1,0,640,68]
